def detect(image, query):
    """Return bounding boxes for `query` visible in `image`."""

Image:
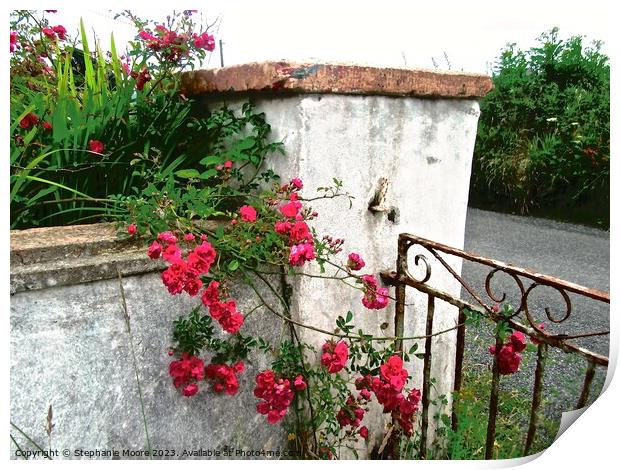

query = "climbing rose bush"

[140,173,434,457]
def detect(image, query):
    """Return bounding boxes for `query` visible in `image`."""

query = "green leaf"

[228,259,239,272]
[199,155,222,166]
[200,169,217,179]
[235,137,256,150]
[175,169,201,179]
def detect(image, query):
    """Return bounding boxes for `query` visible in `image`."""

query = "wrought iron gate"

[380,233,610,459]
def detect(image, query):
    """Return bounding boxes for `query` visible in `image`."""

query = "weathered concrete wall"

[11,61,490,459]
[202,66,484,453]
[10,226,290,459]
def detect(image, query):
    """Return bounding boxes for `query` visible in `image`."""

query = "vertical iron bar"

[576,361,596,408]
[419,294,435,459]
[451,308,467,432]
[524,343,548,455]
[394,284,406,356]
[388,238,408,459]
[485,334,502,460]
[219,39,224,67]
[394,238,407,356]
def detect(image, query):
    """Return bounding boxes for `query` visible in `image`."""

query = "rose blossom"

[489,341,523,375]
[509,331,527,353]
[183,277,203,297]
[289,221,312,244]
[157,231,178,245]
[182,383,199,397]
[361,274,389,309]
[239,205,257,222]
[169,353,204,394]
[161,261,188,295]
[205,362,244,395]
[193,32,215,51]
[321,340,349,373]
[336,395,365,428]
[88,139,105,153]
[52,25,67,40]
[289,243,316,266]
[187,241,216,274]
[19,112,39,129]
[290,178,303,190]
[200,282,244,334]
[147,241,162,259]
[162,244,182,263]
[135,67,151,91]
[347,253,365,271]
[201,281,220,307]
[279,200,302,218]
[41,27,57,40]
[10,31,17,52]
[293,375,307,391]
[254,370,298,424]
[274,221,292,234]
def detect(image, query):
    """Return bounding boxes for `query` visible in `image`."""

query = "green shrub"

[10,10,267,229]
[471,28,610,226]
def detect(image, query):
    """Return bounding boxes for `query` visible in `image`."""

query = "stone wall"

[10,224,289,459]
[10,62,491,459]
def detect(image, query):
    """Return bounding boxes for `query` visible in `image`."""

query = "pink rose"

[321,340,349,373]
[239,205,257,222]
[509,331,527,353]
[289,243,316,267]
[347,253,365,271]
[41,27,56,40]
[147,241,162,259]
[279,200,302,218]
[157,231,178,245]
[293,375,307,391]
[52,25,67,40]
[182,383,199,397]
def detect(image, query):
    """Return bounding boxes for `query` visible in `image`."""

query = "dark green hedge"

[470,28,610,227]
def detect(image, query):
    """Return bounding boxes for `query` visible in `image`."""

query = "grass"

[423,341,563,460]
[442,366,560,459]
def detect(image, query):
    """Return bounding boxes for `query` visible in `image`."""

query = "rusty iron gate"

[380,233,610,459]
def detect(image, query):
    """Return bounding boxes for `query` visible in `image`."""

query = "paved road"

[462,207,610,356]
[459,208,610,438]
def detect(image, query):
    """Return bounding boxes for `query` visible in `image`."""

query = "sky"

[47,0,613,74]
